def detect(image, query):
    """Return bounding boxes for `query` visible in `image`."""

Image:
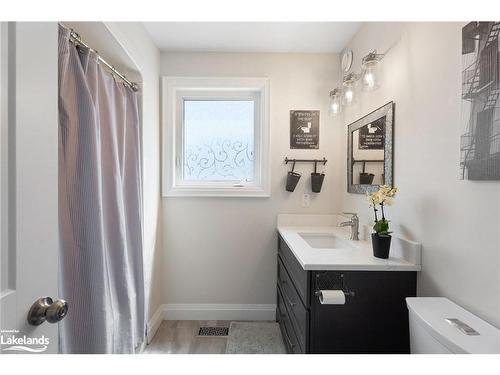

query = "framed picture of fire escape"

[460,21,500,180]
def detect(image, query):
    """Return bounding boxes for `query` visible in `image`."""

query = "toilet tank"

[406,297,500,354]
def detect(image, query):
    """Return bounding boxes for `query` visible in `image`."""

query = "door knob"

[27,297,69,326]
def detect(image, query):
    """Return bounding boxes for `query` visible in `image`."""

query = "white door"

[1,22,61,354]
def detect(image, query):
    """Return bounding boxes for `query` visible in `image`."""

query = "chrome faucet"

[340,212,359,241]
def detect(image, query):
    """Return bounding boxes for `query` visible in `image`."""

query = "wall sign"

[290,110,319,149]
[358,116,386,150]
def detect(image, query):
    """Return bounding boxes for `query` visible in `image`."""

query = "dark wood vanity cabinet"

[276,234,417,354]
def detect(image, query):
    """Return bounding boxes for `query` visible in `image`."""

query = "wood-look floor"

[143,320,231,354]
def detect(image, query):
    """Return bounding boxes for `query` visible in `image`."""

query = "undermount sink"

[298,233,356,250]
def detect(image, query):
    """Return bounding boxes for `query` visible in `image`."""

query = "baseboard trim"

[146,305,164,344]
[162,303,277,321]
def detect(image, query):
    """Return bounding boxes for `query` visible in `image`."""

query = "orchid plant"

[367,185,397,237]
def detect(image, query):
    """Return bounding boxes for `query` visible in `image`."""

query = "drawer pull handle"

[281,322,295,350]
[281,286,296,307]
[278,276,287,284]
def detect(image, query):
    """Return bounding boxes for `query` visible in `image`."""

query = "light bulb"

[344,87,354,104]
[331,102,339,114]
[363,71,375,89]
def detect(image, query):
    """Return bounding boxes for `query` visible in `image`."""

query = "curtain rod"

[59,23,139,92]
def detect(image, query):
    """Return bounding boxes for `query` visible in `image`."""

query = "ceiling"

[143,22,362,53]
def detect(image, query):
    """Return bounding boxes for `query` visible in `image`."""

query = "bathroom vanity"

[276,214,421,354]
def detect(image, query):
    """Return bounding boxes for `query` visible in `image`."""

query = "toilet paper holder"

[314,273,355,299]
[314,290,355,298]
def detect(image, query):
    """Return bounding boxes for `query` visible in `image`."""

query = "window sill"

[163,185,271,198]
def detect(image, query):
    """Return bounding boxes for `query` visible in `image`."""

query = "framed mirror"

[347,101,394,194]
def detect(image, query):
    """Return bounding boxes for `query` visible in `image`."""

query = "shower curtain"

[58,25,145,354]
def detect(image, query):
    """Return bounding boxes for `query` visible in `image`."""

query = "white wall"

[104,23,162,322]
[160,52,340,312]
[339,23,500,327]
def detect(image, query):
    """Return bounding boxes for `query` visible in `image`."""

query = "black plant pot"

[359,172,375,184]
[371,233,392,259]
[285,171,301,192]
[311,172,325,193]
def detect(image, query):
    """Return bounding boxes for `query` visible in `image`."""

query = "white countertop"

[277,215,421,271]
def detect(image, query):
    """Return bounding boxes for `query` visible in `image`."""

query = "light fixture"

[329,88,342,116]
[342,72,360,106]
[329,48,386,116]
[361,50,384,91]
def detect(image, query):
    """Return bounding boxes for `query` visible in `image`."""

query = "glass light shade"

[361,51,384,91]
[342,73,359,106]
[329,89,342,116]
[361,60,380,91]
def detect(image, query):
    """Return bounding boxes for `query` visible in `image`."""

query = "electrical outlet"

[302,193,310,207]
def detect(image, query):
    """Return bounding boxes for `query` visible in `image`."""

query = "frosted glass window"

[183,100,255,181]
[162,77,270,197]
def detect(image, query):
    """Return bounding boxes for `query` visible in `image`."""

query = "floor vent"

[197,326,229,337]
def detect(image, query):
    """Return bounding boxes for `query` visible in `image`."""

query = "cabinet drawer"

[278,235,309,306]
[277,287,303,354]
[277,259,308,348]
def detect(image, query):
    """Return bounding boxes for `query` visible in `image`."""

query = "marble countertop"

[277,214,422,272]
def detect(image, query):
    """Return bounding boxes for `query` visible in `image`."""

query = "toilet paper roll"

[318,290,346,305]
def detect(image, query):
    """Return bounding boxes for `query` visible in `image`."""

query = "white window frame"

[162,77,270,197]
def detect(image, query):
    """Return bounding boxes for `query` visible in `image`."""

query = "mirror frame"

[347,101,394,194]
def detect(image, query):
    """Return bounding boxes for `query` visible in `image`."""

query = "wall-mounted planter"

[311,173,325,193]
[286,171,301,192]
[284,157,327,193]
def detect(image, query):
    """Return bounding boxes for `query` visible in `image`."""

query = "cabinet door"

[310,271,417,354]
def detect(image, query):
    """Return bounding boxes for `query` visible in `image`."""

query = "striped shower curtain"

[58,25,145,353]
